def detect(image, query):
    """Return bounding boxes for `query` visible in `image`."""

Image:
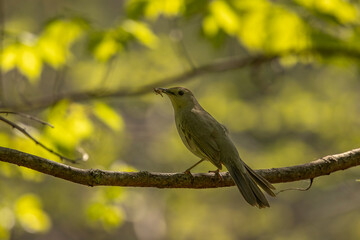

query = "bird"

[154,87,276,208]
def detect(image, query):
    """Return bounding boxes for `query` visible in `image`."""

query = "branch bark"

[0,146,359,188]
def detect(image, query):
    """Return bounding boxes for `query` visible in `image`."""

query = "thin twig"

[0,111,54,127]
[2,45,360,112]
[99,57,117,85]
[3,54,276,111]
[276,178,314,194]
[0,115,82,163]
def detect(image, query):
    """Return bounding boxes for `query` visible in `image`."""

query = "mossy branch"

[0,146,359,188]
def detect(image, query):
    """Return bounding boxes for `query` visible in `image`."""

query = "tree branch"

[3,54,276,111]
[0,146,359,188]
[4,45,360,111]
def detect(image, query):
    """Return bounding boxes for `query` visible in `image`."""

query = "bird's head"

[154,87,199,111]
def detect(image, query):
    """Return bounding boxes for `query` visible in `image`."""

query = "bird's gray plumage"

[156,87,275,208]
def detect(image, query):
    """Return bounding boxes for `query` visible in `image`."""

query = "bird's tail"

[224,159,276,208]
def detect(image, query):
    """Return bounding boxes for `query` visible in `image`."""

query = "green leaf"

[44,101,94,150]
[0,44,18,71]
[235,0,310,53]
[93,35,122,62]
[15,194,51,233]
[37,37,66,68]
[209,0,239,35]
[202,15,219,36]
[123,20,158,48]
[16,44,43,82]
[1,18,86,80]
[295,0,359,24]
[0,43,42,82]
[37,19,86,68]
[93,102,124,131]
[131,0,185,19]
[42,18,85,48]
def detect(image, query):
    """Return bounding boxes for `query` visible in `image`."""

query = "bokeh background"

[1,0,360,239]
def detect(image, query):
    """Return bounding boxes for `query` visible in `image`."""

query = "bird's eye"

[178,90,184,96]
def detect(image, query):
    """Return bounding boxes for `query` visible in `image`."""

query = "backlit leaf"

[16,44,42,82]
[202,16,219,36]
[93,36,122,62]
[93,102,124,131]
[37,38,66,68]
[0,45,18,71]
[44,101,94,150]
[295,0,359,24]
[209,0,239,35]
[144,0,185,19]
[123,20,158,48]
[15,194,51,233]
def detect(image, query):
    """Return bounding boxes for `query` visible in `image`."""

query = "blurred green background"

[1,0,360,239]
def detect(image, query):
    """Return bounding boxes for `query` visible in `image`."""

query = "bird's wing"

[180,110,223,169]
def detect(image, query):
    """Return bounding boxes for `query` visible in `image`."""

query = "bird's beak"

[154,88,175,96]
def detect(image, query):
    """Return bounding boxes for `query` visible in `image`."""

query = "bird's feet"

[184,169,193,176]
[209,169,223,182]
[184,169,195,184]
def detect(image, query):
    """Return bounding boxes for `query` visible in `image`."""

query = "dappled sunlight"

[38,19,86,68]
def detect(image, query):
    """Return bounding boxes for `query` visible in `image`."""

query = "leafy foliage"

[1,0,359,81]
[0,0,360,239]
